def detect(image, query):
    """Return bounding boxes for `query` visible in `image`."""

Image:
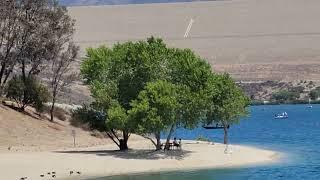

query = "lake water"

[93,105,320,180]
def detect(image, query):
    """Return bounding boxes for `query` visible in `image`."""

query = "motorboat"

[274,112,288,119]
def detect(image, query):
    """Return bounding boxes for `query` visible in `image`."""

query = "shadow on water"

[55,149,192,160]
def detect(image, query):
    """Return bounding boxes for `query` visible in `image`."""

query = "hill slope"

[68,0,320,81]
[0,104,108,152]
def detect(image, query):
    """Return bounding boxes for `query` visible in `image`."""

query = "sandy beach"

[0,140,279,180]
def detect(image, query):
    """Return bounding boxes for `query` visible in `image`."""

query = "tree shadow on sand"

[55,149,192,160]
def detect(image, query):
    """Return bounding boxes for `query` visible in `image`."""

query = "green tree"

[129,80,180,150]
[204,74,250,144]
[162,48,213,149]
[81,37,214,150]
[6,76,50,111]
[81,37,169,150]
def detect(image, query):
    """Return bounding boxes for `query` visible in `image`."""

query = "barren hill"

[68,0,320,81]
[0,104,108,152]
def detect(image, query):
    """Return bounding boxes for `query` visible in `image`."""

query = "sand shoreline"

[0,140,281,180]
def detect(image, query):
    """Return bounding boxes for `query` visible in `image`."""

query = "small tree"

[6,76,50,111]
[205,74,250,144]
[48,43,79,122]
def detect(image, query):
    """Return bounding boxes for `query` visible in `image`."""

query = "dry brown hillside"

[68,0,320,82]
[0,103,109,152]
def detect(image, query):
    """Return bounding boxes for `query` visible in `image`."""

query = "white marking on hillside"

[184,18,195,38]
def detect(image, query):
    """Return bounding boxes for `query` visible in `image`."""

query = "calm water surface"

[93,105,320,180]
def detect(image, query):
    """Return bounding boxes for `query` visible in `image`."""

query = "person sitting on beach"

[178,138,182,149]
[173,137,180,149]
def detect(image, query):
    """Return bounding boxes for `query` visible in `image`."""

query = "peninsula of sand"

[0,139,279,180]
[0,104,280,180]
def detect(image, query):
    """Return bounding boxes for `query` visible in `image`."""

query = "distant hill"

[59,0,211,6]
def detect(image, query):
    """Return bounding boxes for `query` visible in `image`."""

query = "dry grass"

[0,103,110,152]
[67,0,320,82]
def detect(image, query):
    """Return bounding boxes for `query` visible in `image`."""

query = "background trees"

[0,0,78,120]
[271,90,300,103]
[309,87,320,100]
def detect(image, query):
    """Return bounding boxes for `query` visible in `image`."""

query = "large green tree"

[204,73,250,144]
[81,37,214,150]
[81,37,169,150]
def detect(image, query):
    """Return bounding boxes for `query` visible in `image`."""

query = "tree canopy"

[80,37,249,150]
[204,73,250,144]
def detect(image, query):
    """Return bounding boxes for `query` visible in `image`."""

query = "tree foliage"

[81,37,169,150]
[0,0,78,117]
[6,75,50,111]
[271,90,300,103]
[309,87,320,100]
[204,73,250,144]
[129,80,180,149]
[81,37,250,149]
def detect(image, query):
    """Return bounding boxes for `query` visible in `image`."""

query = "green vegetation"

[80,37,249,150]
[271,90,300,103]
[6,76,50,112]
[204,74,250,144]
[195,135,211,142]
[129,80,180,150]
[0,1,78,121]
[309,87,320,100]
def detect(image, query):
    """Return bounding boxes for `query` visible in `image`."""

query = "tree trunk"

[164,124,175,150]
[50,90,57,122]
[50,101,55,122]
[155,131,161,150]
[0,62,6,85]
[119,131,129,151]
[223,125,228,145]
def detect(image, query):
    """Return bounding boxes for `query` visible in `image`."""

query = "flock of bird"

[19,170,81,180]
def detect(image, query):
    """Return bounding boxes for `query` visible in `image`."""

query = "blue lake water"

[93,105,320,180]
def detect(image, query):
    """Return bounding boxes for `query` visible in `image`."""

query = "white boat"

[307,99,313,108]
[274,112,288,119]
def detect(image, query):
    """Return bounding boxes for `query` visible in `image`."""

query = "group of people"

[161,137,182,150]
[172,137,182,149]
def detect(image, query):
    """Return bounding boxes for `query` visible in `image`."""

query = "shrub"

[53,107,68,121]
[6,76,50,111]
[271,90,300,103]
[71,105,107,131]
[43,105,68,121]
[309,89,320,100]
[196,135,211,142]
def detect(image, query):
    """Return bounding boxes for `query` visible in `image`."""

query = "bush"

[271,90,300,103]
[6,76,50,111]
[196,135,210,142]
[43,105,68,121]
[71,105,107,131]
[309,88,320,100]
